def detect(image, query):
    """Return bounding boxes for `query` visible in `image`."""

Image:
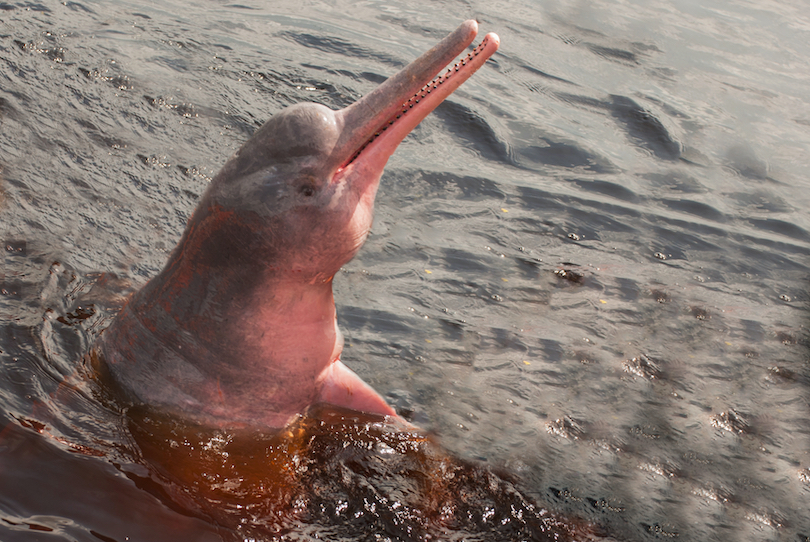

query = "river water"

[1,0,808,541]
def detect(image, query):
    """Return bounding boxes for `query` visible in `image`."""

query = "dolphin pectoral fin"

[317,361,397,418]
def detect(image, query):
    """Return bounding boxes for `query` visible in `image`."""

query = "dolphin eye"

[299,184,316,197]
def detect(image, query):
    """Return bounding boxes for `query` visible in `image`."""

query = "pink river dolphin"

[93,21,500,428]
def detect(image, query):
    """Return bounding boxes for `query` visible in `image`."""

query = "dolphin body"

[94,21,499,428]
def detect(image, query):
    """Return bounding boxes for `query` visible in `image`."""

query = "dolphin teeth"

[340,28,498,171]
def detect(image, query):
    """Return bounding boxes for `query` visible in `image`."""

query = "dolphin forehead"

[259,103,341,162]
[223,103,341,182]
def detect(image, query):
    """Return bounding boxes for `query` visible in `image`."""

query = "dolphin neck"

[102,246,343,426]
[147,201,339,324]
[136,248,339,349]
[121,199,344,377]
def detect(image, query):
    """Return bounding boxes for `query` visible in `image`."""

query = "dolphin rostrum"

[93,21,500,428]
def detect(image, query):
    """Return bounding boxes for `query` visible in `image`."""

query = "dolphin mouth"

[332,21,500,177]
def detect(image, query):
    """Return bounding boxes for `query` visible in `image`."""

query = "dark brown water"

[1,0,809,541]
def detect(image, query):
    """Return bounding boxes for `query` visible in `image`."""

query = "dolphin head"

[96,21,499,427]
[192,20,500,283]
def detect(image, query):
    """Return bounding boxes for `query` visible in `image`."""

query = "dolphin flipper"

[317,361,397,418]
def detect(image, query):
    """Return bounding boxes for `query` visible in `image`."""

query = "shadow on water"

[556,92,681,161]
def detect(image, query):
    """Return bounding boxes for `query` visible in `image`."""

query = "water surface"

[1,0,808,541]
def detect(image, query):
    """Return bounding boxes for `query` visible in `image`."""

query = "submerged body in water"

[123,403,600,541]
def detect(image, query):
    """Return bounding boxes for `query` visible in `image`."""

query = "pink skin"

[94,21,500,428]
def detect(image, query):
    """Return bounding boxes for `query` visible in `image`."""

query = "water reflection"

[124,404,597,541]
